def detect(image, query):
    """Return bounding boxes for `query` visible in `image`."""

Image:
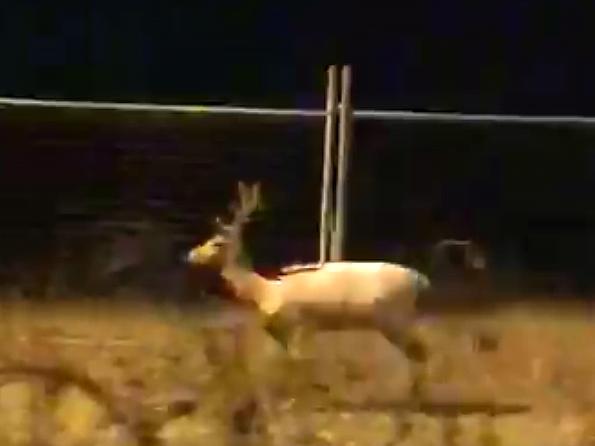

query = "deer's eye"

[212,239,226,248]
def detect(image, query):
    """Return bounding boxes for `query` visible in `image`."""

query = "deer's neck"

[220,263,282,315]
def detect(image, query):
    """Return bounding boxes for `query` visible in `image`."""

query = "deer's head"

[187,181,261,268]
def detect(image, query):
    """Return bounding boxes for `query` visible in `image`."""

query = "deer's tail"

[412,270,431,293]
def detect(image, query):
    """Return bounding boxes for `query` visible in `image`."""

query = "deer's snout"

[186,245,208,264]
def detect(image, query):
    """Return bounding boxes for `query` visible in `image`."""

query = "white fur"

[249,261,431,329]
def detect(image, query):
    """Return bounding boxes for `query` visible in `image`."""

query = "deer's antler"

[231,181,261,225]
[212,181,261,234]
[211,181,261,265]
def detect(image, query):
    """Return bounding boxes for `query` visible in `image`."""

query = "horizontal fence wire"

[353,109,595,126]
[0,97,326,118]
[3,96,595,126]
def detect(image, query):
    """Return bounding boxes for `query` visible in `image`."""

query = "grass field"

[0,290,594,445]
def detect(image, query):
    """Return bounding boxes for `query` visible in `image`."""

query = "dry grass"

[0,291,594,444]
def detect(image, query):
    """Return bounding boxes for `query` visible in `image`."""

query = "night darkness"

[2,2,595,113]
[2,2,595,297]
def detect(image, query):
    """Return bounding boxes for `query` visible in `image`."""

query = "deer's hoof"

[404,340,428,363]
[409,377,427,402]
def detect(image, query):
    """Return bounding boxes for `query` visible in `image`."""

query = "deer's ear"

[237,181,248,196]
[248,182,261,210]
[213,217,230,232]
[252,182,261,199]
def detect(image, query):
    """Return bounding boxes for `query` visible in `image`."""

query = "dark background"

[1,1,595,296]
[2,2,595,114]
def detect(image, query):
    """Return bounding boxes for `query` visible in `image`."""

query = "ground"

[0,290,593,445]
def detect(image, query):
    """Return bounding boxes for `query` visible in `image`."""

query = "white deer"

[186,181,441,398]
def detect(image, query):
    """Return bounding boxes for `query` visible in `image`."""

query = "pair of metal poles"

[319,65,353,263]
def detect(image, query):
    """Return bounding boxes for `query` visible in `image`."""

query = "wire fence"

[4,96,595,126]
[0,97,326,118]
[0,100,326,298]
[3,82,595,294]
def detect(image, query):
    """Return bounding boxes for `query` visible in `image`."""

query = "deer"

[185,181,453,399]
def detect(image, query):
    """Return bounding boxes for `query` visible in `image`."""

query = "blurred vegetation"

[0,292,593,444]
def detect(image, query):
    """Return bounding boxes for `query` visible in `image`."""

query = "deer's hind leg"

[374,309,430,401]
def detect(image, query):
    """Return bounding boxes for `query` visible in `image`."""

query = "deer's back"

[278,261,419,305]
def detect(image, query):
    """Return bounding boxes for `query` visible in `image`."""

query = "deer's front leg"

[264,313,311,360]
[264,313,327,407]
[263,313,291,351]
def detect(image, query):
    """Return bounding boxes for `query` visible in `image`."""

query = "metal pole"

[319,66,339,264]
[331,66,353,261]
